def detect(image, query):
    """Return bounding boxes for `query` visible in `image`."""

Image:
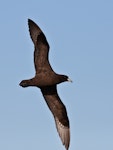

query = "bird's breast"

[34,71,59,87]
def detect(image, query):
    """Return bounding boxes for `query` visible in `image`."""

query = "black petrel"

[19,19,72,150]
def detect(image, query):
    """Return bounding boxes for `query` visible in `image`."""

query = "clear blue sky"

[0,0,113,150]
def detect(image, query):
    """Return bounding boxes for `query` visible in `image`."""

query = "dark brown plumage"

[19,19,72,150]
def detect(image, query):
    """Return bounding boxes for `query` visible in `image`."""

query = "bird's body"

[19,19,71,150]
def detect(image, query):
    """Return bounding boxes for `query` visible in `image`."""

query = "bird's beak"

[67,78,73,82]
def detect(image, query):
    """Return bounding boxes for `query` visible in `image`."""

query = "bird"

[19,19,72,150]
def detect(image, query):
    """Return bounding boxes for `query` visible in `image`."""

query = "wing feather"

[55,117,70,150]
[28,19,51,72]
[28,19,42,45]
[41,85,70,150]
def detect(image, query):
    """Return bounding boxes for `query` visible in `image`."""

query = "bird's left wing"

[41,85,70,150]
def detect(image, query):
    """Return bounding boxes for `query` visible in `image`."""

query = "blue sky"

[0,0,113,150]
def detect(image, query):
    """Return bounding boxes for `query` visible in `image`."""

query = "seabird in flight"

[19,19,72,150]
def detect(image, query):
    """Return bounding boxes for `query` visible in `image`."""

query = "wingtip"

[27,19,42,45]
[28,18,33,26]
[28,18,32,30]
[55,118,70,150]
[28,18,30,22]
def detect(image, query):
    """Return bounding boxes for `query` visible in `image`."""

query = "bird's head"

[59,75,72,83]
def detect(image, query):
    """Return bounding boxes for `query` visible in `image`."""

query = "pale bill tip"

[67,78,72,82]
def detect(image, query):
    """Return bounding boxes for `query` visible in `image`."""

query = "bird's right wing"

[41,85,70,150]
[28,19,52,72]
[28,19,42,45]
